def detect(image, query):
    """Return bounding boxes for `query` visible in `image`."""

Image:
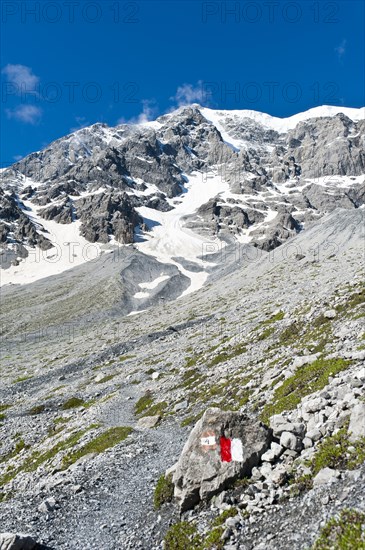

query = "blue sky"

[1,0,364,166]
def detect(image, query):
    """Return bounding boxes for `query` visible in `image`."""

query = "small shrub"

[0,439,29,465]
[207,342,248,367]
[95,374,116,384]
[262,310,285,325]
[201,527,225,549]
[119,354,136,362]
[181,412,203,427]
[164,521,202,550]
[0,413,6,423]
[289,473,313,496]
[154,473,174,509]
[311,509,365,549]
[212,507,238,527]
[256,326,275,342]
[278,322,301,345]
[312,428,365,474]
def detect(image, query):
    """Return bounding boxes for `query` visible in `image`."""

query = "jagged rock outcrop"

[0,190,52,268]
[75,192,142,244]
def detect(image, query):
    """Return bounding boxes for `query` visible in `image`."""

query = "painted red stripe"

[220,437,232,462]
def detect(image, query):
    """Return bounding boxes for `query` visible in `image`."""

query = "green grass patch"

[181,368,205,389]
[95,374,117,384]
[335,286,365,316]
[212,507,239,527]
[62,397,85,410]
[311,427,365,475]
[263,310,285,325]
[141,401,168,417]
[0,438,30,465]
[278,322,302,346]
[181,411,204,427]
[261,357,352,423]
[0,426,96,487]
[54,416,70,425]
[256,326,275,341]
[61,426,132,470]
[154,473,174,509]
[0,404,11,412]
[13,374,32,384]
[207,342,248,368]
[289,473,313,496]
[164,522,202,550]
[311,509,365,549]
[134,392,154,415]
[119,354,136,362]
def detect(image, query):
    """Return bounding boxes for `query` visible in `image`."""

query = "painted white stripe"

[231,438,243,462]
[201,436,216,446]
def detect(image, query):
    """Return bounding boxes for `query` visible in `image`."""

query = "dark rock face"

[0,532,51,549]
[76,192,142,244]
[0,191,52,268]
[39,199,74,224]
[171,408,271,511]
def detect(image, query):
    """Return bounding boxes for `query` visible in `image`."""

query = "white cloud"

[171,81,205,107]
[117,99,158,125]
[2,64,39,93]
[69,116,90,132]
[13,154,23,161]
[6,105,43,124]
[335,39,347,61]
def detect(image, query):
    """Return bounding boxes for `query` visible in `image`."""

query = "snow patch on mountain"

[0,198,106,287]
[201,105,365,136]
[135,171,229,296]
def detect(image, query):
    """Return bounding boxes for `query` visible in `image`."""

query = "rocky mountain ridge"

[1,104,364,293]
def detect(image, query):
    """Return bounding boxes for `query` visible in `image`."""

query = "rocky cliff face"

[1,105,364,275]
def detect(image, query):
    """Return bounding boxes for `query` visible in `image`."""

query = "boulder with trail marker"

[171,407,271,511]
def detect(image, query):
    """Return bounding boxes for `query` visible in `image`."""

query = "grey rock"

[38,497,57,514]
[313,467,341,487]
[174,400,189,412]
[0,533,44,550]
[279,432,302,452]
[302,437,314,449]
[348,403,365,442]
[261,442,283,462]
[172,408,271,511]
[302,397,328,414]
[292,355,319,369]
[136,415,161,429]
[324,309,336,319]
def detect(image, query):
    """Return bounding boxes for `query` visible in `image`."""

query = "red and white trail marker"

[220,437,243,462]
